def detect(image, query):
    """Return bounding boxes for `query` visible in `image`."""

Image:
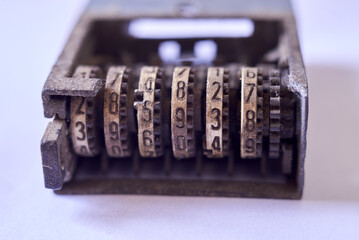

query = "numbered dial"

[240,67,262,159]
[70,66,101,157]
[134,66,163,158]
[104,66,132,158]
[171,67,195,159]
[204,67,229,158]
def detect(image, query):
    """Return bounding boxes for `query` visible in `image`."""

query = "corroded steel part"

[41,119,76,190]
[40,0,307,199]
[269,69,281,159]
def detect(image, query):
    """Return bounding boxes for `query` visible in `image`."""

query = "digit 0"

[171,66,195,159]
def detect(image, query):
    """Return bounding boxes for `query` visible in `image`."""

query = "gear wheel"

[269,69,281,158]
[186,69,196,157]
[118,68,131,156]
[86,97,100,156]
[153,69,164,156]
[222,69,230,156]
[256,70,264,158]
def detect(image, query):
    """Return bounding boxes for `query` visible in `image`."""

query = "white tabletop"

[0,0,358,239]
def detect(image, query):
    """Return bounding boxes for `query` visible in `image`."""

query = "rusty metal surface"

[41,119,76,190]
[41,0,307,199]
[56,178,301,199]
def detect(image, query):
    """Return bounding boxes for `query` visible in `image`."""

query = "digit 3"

[170,67,196,159]
[104,66,132,158]
[203,67,229,158]
[134,66,163,158]
[70,66,102,157]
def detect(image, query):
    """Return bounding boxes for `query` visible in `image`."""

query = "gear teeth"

[269,69,281,158]
[121,83,128,93]
[153,102,161,113]
[187,95,194,106]
[280,84,295,139]
[154,89,161,101]
[256,74,264,158]
[134,90,144,102]
[72,66,295,164]
[85,97,100,155]
[155,78,162,89]
[153,68,163,156]
[222,69,230,157]
[117,69,131,156]
[186,69,196,158]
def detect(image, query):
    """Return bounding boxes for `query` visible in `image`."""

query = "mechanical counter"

[41,0,308,199]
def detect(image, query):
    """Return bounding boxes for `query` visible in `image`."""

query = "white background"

[0,0,359,239]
